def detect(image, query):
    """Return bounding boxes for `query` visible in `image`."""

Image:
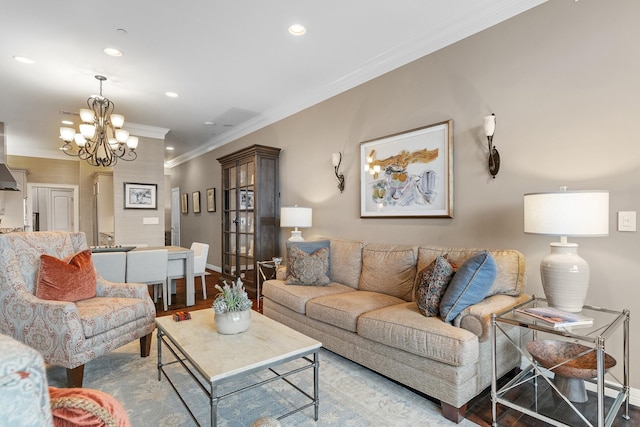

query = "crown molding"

[164,0,547,168]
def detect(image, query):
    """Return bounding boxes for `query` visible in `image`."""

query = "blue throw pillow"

[439,251,497,323]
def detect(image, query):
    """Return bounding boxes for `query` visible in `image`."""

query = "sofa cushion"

[329,239,365,289]
[359,244,417,301]
[306,291,405,332]
[262,279,353,314]
[357,302,479,366]
[414,255,455,317]
[439,251,497,323]
[417,246,525,297]
[75,297,152,338]
[35,250,97,302]
[286,245,331,286]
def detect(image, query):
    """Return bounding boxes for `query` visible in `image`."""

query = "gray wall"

[173,0,640,390]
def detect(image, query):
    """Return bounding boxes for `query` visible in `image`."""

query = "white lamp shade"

[59,127,75,142]
[332,152,341,167]
[281,206,312,228]
[524,191,609,237]
[79,123,96,139]
[126,135,139,149]
[79,108,95,123]
[74,133,87,147]
[110,114,125,128]
[115,128,129,143]
[484,115,496,137]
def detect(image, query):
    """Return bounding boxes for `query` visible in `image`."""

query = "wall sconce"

[332,152,345,193]
[484,114,500,178]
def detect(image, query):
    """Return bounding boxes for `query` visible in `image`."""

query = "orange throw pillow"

[36,250,97,302]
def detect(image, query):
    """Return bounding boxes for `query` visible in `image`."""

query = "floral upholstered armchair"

[0,231,156,388]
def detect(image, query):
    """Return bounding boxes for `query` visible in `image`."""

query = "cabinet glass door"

[222,160,255,287]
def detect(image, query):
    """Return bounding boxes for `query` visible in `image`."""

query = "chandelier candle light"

[524,189,609,312]
[60,75,138,167]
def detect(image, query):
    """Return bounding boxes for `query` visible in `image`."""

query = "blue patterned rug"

[46,335,478,427]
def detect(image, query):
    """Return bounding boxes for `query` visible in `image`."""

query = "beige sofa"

[262,239,529,423]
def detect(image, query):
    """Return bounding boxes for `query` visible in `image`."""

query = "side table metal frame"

[491,296,630,427]
[257,258,281,310]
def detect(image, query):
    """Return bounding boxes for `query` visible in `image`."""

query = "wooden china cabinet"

[217,145,281,297]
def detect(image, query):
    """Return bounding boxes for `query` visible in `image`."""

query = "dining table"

[134,245,195,307]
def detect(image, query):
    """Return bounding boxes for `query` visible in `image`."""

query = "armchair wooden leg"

[66,365,84,388]
[140,332,153,357]
[441,402,467,424]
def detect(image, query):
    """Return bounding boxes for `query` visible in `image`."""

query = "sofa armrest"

[454,294,530,342]
[96,277,150,300]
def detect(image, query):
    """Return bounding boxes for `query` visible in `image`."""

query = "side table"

[256,257,282,310]
[491,296,630,427]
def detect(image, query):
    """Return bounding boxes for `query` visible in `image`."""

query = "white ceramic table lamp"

[524,189,609,312]
[281,206,312,242]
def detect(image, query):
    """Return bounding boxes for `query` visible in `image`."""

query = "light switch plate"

[618,211,636,232]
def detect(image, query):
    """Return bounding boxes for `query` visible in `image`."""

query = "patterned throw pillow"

[439,251,497,323]
[35,250,97,302]
[413,255,455,316]
[286,245,331,286]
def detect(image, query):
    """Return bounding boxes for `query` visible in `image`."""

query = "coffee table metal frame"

[491,296,629,427]
[156,311,320,427]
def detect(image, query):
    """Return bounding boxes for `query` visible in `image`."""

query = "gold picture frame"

[206,188,216,212]
[180,193,188,214]
[192,191,201,214]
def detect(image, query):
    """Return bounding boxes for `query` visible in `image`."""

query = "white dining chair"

[192,242,210,299]
[167,242,210,304]
[92,252,127,283]
[126,249,169,310]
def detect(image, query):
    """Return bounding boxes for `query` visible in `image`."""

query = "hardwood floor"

[155,271,638,426]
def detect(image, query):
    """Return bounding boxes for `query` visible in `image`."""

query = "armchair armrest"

[96,277,151,300]
[454,294,530,342]
[1,290,83,351]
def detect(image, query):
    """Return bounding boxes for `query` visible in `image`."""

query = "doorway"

[171,187,180,246]
[26,183,79,233]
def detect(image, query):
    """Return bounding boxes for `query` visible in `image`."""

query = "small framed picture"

[181,193,188,214]
[192,191,201,214]
[206,188,216,212]
[124,183,157,209]
[239,190,254,210]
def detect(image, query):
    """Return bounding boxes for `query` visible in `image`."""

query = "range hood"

[0,122,20,191]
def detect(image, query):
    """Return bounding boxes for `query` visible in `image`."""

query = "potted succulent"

[212,278,253,334]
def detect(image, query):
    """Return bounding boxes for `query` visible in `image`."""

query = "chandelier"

[59,75,138,167]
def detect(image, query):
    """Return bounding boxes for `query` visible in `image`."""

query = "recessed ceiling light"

[166,146,175,151]
[61,120,74,125]
[165,92,179,98]
[204,121,215,126]
[104,47,123,57]
[288,24,306,36]
[13,56,34,64]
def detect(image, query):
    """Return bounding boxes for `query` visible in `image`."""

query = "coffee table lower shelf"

[156,310,321,427]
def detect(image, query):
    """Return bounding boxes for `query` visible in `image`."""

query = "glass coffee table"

[491,296,630,427]
[156,309,321,426]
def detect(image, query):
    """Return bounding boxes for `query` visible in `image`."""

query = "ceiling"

[0,0,546,168]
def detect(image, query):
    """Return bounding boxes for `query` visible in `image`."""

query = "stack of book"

[516,306,593,328]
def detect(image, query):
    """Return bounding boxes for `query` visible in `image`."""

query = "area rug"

[46,336,478,427]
